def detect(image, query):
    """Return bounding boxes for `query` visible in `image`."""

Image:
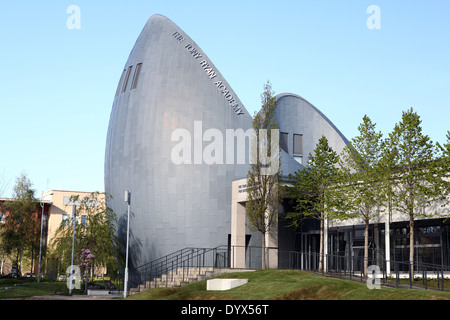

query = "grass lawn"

[0,278,84,299]
[126,269,450,300]
[2,270,450,300]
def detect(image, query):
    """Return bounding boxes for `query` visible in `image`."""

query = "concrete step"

[129,287,140,294]
[146,276,199,288]
[170,267,215,276]
[130,267,254,292]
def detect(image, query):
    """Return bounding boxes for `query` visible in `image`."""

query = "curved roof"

[105,14,256,266]
[105,14,352,267]
[276,93,350,146]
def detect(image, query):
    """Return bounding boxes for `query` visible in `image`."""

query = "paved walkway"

[4,293,122,300]
[29,295,120,300]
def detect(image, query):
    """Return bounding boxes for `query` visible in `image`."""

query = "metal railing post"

[423,267,427,290]
[360,258,363,282]
[396,263,399,288]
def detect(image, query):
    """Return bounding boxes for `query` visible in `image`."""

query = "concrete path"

[29,295,120,300]
[4,294,122,300]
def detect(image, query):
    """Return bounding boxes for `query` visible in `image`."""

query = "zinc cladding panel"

[104,15,255,266]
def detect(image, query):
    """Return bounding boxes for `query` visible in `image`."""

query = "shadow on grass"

[126,269,450,301]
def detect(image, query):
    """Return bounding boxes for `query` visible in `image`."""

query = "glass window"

[122,66,133,93]
[396,227,408,235]
[395,238,408,246]
[419,236,440,245]
[280,132,288,153]
[62,214,69,226]
[294,155,302,164]
[419,226,440,234]
[81,215,87,226]
[293,134,303,155]
[131,63,142,90]
[115,69,126,97]
[355,229,365,238]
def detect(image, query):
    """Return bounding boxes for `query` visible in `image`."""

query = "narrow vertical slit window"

[280,132,288,153]
[293,134,303,155]
[293,134,303,164]
[115,69,126,97]
[131,63,143,90]
[122,66,133,93]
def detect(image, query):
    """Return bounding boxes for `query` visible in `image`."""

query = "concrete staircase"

[129,267,252,294]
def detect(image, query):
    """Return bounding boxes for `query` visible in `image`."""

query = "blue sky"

[0,1,449,197]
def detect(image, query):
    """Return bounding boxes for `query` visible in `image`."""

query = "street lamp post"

[69,204,76,295]
[124,190,131,298]
[38,194,45,283]
[38,192,52,283]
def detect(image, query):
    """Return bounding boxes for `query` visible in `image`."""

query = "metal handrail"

[129,245,231,288]
[129,246,450,292]
[279,250,450,291]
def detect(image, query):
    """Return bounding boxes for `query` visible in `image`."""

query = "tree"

[50,192,121,278]
[0,173,39,274]
[386,108,447,269]
[246,81,282,269]
[340,115,383,277]
[378,133,401,272]
[79,248,95,290]
[437,131,450,200]
[287,136,349,272]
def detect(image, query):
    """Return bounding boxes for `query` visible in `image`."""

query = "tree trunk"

[319,219,324,273]
[409,214,415,273]
[15,249,20,273]
[364,220,369,278]
[17,248,23,275]
[261,232,266,270]
[30,247,34,274]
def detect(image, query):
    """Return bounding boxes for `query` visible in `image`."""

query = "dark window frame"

[280,132,289,153]
[131,63,143,90]
[115,69,127,97]
[122,66,133,93]
[293,133,303,156]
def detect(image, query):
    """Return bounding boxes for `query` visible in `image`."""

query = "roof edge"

[276,93,350,146]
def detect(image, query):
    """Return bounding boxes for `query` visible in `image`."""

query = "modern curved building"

[105,14,350,269]
[275,93,349,167]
